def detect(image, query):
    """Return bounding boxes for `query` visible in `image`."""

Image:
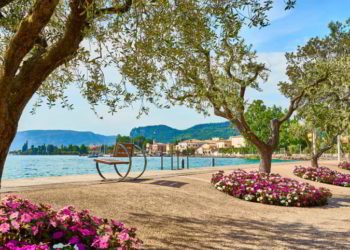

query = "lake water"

[3,155,290,180]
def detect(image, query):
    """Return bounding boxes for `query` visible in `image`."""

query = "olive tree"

[117,1,337,173]
[298,104,349,167]
[281,20,350,167]
[0,0,293,186]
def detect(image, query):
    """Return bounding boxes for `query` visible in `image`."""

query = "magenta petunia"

[212,169,332,207]
[294,166,350,187]
[0,195,142,249]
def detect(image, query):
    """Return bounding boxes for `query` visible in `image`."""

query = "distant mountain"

[130,122,239,143]
[10,130,116,150]
[11,121,239,150]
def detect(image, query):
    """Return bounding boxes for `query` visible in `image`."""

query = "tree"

[132,135,152,149]
[297,103,350,167]
[0,0,291,186]
[281,20,350,167]
[47,144,55,154]
[21,141,28,153]
[117,1,341,173]
[244,100,306,156]
[116,135,130,144]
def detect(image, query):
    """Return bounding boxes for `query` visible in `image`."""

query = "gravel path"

[2,161,349,249]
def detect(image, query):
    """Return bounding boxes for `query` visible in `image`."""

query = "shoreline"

[1,160,307,193]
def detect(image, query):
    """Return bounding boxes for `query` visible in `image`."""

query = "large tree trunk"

[311,155,319,168]
[258,148,273,173]
[0,100,21,188]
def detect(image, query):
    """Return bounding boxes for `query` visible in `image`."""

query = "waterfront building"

[146,142,167,155]
[230,135,246,148]
[175,139,207,152]
[195,143,218,155]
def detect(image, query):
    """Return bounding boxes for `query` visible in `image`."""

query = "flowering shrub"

[294,166,350,187]
[338,161,350,170]
[0,195,142,249]
[211,170,332,207]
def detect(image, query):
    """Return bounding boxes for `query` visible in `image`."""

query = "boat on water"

[87,153,99,158]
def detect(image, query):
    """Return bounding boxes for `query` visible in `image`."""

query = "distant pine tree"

[21,141,28,152]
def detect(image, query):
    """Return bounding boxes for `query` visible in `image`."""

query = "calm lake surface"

[4,155,290,180]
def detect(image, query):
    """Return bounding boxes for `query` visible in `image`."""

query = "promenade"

[1,161,349,249]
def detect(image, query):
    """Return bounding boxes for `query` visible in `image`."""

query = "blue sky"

[18,0,350,136]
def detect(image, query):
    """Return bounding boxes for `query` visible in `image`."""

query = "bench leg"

[96,162,106,180]
[114,164,123,177]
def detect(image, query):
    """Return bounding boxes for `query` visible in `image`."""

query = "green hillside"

[129,122,239,143]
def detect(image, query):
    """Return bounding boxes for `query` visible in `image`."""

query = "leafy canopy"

[281,20,350,156]
[0,0,292,115]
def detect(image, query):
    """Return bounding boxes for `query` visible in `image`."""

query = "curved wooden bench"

[94,159,130,165]
[93,143,147,181]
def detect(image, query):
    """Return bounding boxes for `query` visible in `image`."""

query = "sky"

[17,0,350,136]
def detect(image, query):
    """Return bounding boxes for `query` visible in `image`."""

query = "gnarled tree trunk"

[258,148,273,173]
[0,0,97,188]
[0,98,22,188]
[310,134,340,168]
[311,155,319,168]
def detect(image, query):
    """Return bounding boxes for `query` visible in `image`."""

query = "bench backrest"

[112,143,134,157]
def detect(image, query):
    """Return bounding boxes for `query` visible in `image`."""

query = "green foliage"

[116,135,131,144]
[0,0,292,115]
[219,147,253,155]
[280,19,350,159]
[17,143,89,155]
[244,100,307,153]
[280,20,350,107]
[21,141,28,152]
[245,100,284,144]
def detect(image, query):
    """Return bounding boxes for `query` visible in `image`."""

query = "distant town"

[146,136,246,156]
[10,135,250,157]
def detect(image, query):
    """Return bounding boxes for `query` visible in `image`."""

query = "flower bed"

[338,161,350,171]
[294,166,350,187]
[211,170,332,207]
[0,195,142,249]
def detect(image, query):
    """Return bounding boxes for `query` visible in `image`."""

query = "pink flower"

[9,212,19,220]
[92,235,110,249]
[118,231,130,242]
[32,226,39,235]
[0,195,142,249]
[49,219,57,227]
[0,223,10,233]
[79,228,95,236]
[20,213,32,223]
[11,220,20,230]
[212,169,332,207]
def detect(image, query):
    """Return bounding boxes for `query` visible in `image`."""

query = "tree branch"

[279,74,329,124]
[96,0,133,16]
[1,0,59,79]
[0,0,15,9]
[12,0,93,108]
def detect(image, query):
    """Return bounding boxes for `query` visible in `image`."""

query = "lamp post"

[337,135,341,163]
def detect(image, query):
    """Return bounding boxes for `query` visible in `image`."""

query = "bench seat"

[94,159,130,165]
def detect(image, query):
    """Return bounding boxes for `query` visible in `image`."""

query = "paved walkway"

[1,160,349,249]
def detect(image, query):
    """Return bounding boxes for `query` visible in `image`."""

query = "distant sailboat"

[88,153,99,158]
[88,145,100,158]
